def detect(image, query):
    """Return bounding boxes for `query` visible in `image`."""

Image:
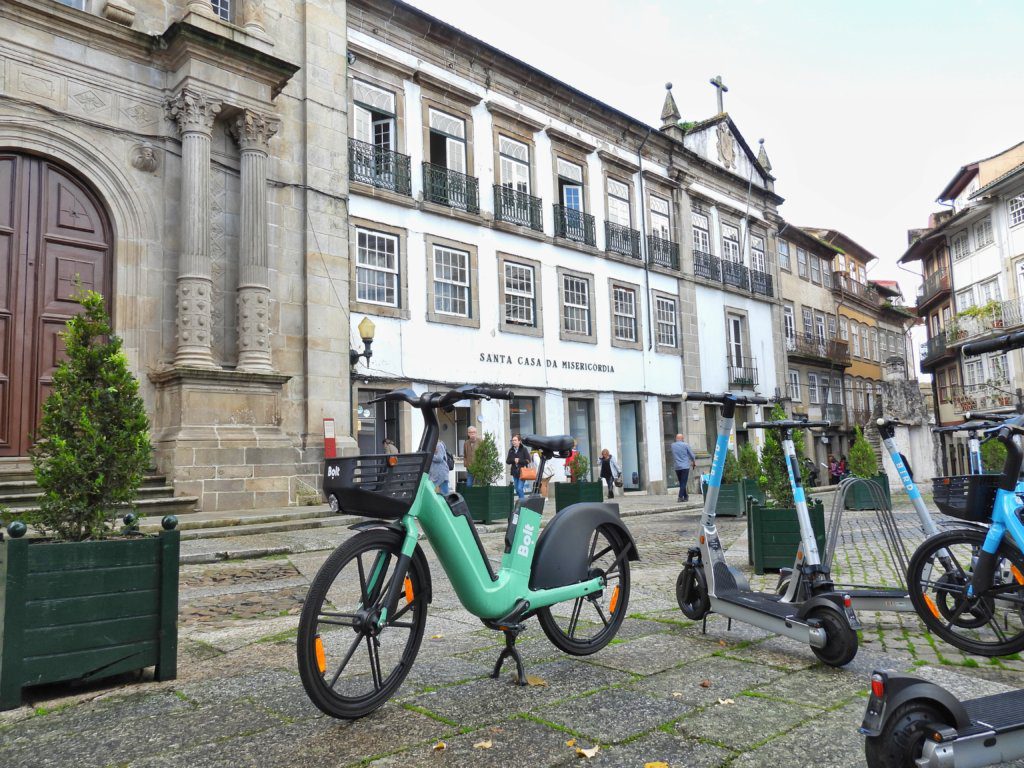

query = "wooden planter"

[455,484,514,524]
[0,525,180,710]
[747,499,826,574]
[554,481,604,512]
[714,482,746,517]
[844,473,891,511]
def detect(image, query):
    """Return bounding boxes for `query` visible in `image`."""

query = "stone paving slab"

[533,686,693,743]
[581,730,731,768]
[676,694,818,751]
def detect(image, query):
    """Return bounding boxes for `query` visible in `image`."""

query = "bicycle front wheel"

[297,529,428,719]
[908,527,1024,657]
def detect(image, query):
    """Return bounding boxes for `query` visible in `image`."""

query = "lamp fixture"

[350,316,375,367]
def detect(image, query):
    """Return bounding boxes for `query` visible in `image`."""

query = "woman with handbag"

[598,448,622,499]
[505,433,531,500]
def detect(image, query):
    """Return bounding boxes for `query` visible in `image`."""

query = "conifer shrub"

[722,448,742,484]
[467,432,502,486]
[848,426,880,478]
[981,438,1007,474]
[758,403,806,506]
[738,441,761,481]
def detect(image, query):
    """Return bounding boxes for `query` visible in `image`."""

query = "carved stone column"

[232,110,279,372]
[165,87,222,368]
[241,0,268,36]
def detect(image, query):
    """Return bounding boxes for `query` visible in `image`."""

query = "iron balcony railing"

[493,185,543,231]
[919,334,951,370]
[831,272,882,307]
[605,221,641,259]
[916,268,951,310]
[647,234,679,270]
[785,333,851,366]
[727,356,759,389]
[851,409,873,426]
[553,204,596,247]
[750,269,774,297]
[422,163,479,213]
[946,296,1024,346]
[693,250,721,281]
[722,260,749,290]
[348,138,412,196]
[949,383,1015,414]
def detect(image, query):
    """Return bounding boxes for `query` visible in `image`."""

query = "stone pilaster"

[231,110,279,372]
[165,87,222,368]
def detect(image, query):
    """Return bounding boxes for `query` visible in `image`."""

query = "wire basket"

[323,453,429,518]
[931,474,1000,522]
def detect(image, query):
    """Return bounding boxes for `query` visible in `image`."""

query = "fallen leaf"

[473,739,493,749]
[645,762,670,768]
[699,679,712,688]
[565,738,577,747]
[717,697,735,705]
[525,675,548,687]
[717,640,727,646]
[576,745,600,758]
[671,691,685,698]
[433,741,447,751]
[431,634,444,640]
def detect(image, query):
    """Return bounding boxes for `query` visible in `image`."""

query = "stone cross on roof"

[709,75,728,114]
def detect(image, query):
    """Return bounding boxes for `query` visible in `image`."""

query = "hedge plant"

[467,431,503,486]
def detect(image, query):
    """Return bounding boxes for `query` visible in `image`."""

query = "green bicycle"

[297,384,640,719]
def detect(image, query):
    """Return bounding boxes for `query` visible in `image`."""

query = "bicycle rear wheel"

[297,529,428,718]
[908,527,1024,657]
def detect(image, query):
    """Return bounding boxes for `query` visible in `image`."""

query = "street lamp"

[350,316,375,367]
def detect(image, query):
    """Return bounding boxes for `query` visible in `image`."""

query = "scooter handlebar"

[744,419,830,430]
[963,330,1024,357]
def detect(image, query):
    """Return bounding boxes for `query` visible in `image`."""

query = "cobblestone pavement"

[4,494,1024,767]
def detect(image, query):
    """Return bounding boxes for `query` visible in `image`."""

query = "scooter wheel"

[864,701,947,768]
[808,607,858,667]
[676,564,710,620]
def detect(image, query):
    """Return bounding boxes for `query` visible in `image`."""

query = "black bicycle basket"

[931,474,1000,522]
[323,452,429,518]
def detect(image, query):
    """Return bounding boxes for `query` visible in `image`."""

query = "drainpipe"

[637,127,654,351]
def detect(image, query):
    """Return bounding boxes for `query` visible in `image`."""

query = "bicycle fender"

[529,502,639,591]
[861,674,970,735]
[346,521,433,604]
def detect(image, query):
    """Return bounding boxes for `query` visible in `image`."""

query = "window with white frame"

[778,239,791,270]
[612,286,638,342]
[504,262,536,327]
[852,324,861,357]
[963,359,984,387]
[498,136,531,193]
[56,0,86,8]
[979,278,1001,304]
[828,315,837,339]
[210,0,231,20]
[655,296,678,347]
[974,217,994,249]
[353,80,397,151]
[607,178,631,227]
[956,288,975,309]
[951,232,970,261]
[821,375,831,404]
[788,369,801,400]
[801,306,813,337]
[797,247,808,278]
[814,312,826,342]
[808,373,820,404]
[557,158,585,211]
[783,304,796,344]
[822,264,833,288]
[650,196,671,239]
[722,224,741,263]
[751,235,767,273]
[872,328,880,362]
[1010,194,1024,227]
[839,315,849,341]
[692,211,711,254]
[562,275,591,336]
[810,254,822,283]
[356,229,399,306]
[990,352,1009,382]
[432,245,470,317]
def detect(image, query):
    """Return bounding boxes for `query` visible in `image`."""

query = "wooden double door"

[0,152,113,456]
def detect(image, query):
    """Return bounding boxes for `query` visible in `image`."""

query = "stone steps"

[140,505,350,540]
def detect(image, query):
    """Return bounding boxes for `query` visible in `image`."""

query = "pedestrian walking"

[598,448,622,499]
[430,439,451,495]
[828,453,841,484]
[382,437,398,455]
[462,426,480,487]
[505,433,531,500]
[671,433,697,502]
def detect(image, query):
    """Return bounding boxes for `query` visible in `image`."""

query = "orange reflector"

[404,576,414,603]
[699,535,705,545]
[923,594,941,619]
[870,673,885,699]
[387,455,398,467]
[1012,566,1024,585]
[314,635,326,674]
[609,585,620,615]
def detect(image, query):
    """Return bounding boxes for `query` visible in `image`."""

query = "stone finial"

[165,88,222,136]
[102,0,136,26]
[230,110,281,152]
[660,82,681,130]
[757,138,772,173]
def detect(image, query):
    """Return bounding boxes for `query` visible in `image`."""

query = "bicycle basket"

[323,453,429,518]
[931,474,1000,522]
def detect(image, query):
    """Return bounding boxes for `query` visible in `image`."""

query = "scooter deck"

[716,591,799,619]
[964,688,1024,734]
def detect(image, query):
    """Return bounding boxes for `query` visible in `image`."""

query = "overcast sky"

[405,0,1024,300]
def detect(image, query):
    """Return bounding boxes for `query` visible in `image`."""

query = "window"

[951,232,970,261]
[852,324,861,357]
[210,0,231,20]
[722,224,741,263]
[808,373,820,404]
[356,229,399,306]
[510,396,538,438]
[655,296,678,347]
[956,288,975,309]
[828,315,837,339]
[989,352,1009,382]
[650,195,671,239]
[428,108,466,171]
[822,265,832,289]
[1011,194,1024,227]
[821,375,832,404]
[802,307,813,337]
[607,178,631,227]
[814,312,826,342]
[963,359,984,387]
[692,212,711,253]
[979,278,1001,304]
[612,286,638,342]
[788,369,801,400]
[783,304,796,343]
[563,274,591,337]
[778,239,791,271]
[797,247,808,278]
[726,312,746,369]
[751,235,767,272]
[557,158,584,210]
[504,262,536,327]
[56,0,86,7]
[810,255,822,284]
[353,80,396,151]
[974,217,994,249]
[432,245,470,317]
[872,328,880,362]
[499,135,531,193]
[839,316,848,341]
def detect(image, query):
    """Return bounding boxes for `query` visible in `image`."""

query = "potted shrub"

[737,441,765,506]
[844,425,891,510]
[714,446,746,517]
[747,404,826,573]
[456,432,512,524]
[0,290,179,711]
[554,451,603,511]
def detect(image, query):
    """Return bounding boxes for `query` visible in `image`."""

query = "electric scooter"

[675,392,861,667]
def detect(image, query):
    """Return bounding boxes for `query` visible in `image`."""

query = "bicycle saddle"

[521,434,574,456]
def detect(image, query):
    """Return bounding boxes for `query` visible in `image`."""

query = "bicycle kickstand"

[491,625,528,686]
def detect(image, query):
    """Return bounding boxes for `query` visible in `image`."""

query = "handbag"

[614,475,623,488]
[519,465,537,481]
[445,449,455,471]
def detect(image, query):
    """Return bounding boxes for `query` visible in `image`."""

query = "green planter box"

[715,482,746,517]
[844,473,891,510]
[456,484,514,524]
[742,479,765,506]
[0,529,180,710]
[554,481,604,512]
[747,499,826,574]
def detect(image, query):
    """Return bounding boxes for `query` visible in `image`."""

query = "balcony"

[727,356,759,389]
[348,138,412,196]
[919,334,954,371]
[785,333,851,367]
[750,269,774,297]
[916,268,951,313]
[553,205,597,247]
[946,297,1024,347]
[605,221,641,259]
[825,403,845,424]
[722,260,749,290]
[647,234,679,270]
[949,383,1015,414]
[693,250,721,281]
[493,185,543,231]
[851,408,873,427]
[831,272,881,308]
[422,163,479,213]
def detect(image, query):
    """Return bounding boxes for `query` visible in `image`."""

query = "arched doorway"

[0,152,113,456]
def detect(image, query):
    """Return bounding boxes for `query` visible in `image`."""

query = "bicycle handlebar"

[963,330,1024,357]
[876,417,905,428]
[744,420,830,430]
[683,391,769,405]
[369,384,514,408]
[965,411,1015,422]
